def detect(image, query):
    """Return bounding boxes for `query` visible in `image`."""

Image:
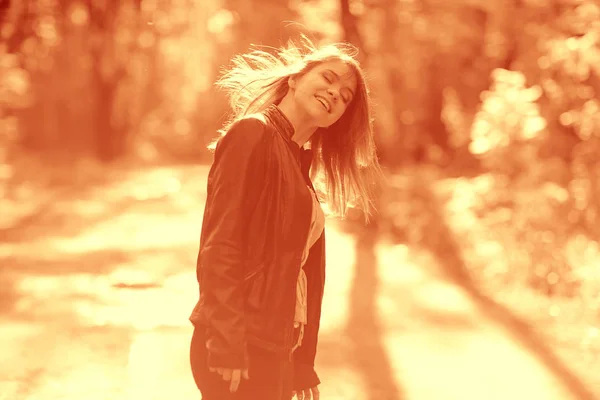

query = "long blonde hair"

[211,35,383,221]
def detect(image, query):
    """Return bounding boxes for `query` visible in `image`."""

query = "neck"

[276,94,317,148]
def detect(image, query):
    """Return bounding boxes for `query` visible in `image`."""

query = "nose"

[327,88,339,102]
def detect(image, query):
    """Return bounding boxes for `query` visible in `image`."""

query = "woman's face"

[290,59,358,128]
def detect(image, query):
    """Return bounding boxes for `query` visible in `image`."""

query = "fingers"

[208,368,248,393]
[312,385,320,400]
[296,389,310,400]
[229,369,241,393]
[208,367,226,376]
[294,386,319,400]
[222,369,233,382]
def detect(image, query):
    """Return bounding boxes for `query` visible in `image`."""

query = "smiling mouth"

[315,95,331,113]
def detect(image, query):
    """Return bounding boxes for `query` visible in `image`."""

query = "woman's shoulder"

[219,114,273,150]
[242,112,268,125]
[228,113,268,132]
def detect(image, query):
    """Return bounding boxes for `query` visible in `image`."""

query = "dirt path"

[0,165,577,400]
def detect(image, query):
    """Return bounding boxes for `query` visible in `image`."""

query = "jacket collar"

[265,104,295,141]
[264,104,314,182]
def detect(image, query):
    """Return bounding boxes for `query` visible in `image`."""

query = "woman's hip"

[189,326,294,400]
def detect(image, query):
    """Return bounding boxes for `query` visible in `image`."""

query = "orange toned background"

[1,1,599,399]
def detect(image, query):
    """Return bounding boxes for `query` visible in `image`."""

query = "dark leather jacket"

[189,105,326,390]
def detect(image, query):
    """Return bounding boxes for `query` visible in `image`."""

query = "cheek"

[295,89,311,106]
[335,103,349,118]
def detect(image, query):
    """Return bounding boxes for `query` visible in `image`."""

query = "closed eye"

[341,89,353,104]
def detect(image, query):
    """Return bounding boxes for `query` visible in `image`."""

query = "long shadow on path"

[393,173,596,400]
[345,221,405,400]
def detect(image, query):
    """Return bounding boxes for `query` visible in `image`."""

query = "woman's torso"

[191,106,326,356]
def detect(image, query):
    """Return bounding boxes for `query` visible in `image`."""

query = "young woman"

[189,36,382,400]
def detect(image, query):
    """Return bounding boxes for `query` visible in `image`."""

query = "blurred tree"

[340,0,365,56]
[224,0,298,46]
[358,0,516,170]
[86,0,133,161]
[11,0,144,161]
[463,0,600,295]
[1,0,32,53]
[188,0,300,160]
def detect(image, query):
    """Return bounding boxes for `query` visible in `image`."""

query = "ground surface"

[0,165,590,400]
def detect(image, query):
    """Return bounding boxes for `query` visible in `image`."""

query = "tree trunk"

[87,1,128,161]
[339,0,366,58]
[2,0,32,53]
[422,53,451,163]
[191,0,298,157]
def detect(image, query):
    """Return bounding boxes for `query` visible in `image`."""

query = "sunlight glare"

[207,9,236,34]
[315,366,367,400]
[69,3,89,27]
[319,221,356,334]
[127,332,166,398]
[376,243,425,284]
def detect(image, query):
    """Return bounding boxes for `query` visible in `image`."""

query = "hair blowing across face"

[211,35,384,221]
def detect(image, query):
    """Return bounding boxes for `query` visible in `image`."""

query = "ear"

[288,76,296,89]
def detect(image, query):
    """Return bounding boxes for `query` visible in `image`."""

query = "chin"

[297,96,332,127]
[299,100,323,119]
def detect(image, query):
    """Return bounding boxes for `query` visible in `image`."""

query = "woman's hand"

[209,367,250,393]
[292,385,320,400]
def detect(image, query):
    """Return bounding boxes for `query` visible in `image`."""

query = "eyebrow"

[326,69,355,98]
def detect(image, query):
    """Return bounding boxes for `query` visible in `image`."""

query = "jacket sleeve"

[292,234,325,390]
[199,118,269,370]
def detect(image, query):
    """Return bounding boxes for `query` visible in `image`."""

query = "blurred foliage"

[1,0,600,388]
